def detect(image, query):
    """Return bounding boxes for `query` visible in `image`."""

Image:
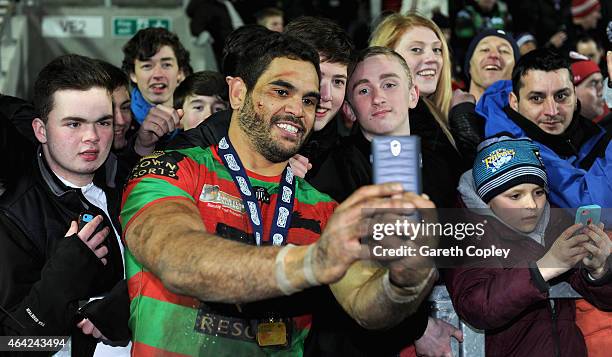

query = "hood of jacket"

[476,80,520,137]
[458,169,550,245]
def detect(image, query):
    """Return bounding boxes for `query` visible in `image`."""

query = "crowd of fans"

[0,0,611,356]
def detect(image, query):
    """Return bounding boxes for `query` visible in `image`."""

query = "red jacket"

[443,211,612,357]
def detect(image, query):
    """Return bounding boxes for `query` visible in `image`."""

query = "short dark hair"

[285,16,354,65]
[347,46,413,87]
[222,25,272,77]
[173,71,228,109]
[511,48,573,100]
[575,34,602,50]
[34,54,112,122]
[96,60,129,92]
[121,27,191,78]
[234,31,320,92]
[255,7,283,23]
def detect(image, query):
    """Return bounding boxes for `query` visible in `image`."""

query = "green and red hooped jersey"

[121,145,337,356]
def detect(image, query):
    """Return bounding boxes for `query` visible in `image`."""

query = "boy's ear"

[408,84,419,109]
[177,68,185,84]
[32,118,47,144]
[341,101,357,123]
[228,77,247,110]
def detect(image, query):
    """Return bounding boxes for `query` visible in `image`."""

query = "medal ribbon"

[217,136,296,246]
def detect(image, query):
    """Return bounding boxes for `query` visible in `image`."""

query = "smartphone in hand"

[575,205,601,226]
[78,213,95,231]
[372,135,422,194]
[77,212,106,244]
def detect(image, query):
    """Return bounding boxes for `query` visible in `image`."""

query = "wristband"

[303,244,320,286]
[382,268,436,304]
[275,244,300,295]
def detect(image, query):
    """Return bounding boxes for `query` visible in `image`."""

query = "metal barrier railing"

[429,285,486,357]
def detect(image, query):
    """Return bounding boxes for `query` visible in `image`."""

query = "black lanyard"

[217,136,296,246]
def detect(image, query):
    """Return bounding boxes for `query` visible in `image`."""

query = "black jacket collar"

[352,127,371,159]
[300,115,340,159]
[503,105,601,157]
[36,147,81,198]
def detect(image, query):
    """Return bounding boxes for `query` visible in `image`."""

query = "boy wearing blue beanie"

[445,136,612,357]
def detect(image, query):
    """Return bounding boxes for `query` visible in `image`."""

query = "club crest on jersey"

[236,176,251,196]
[219,137,229,149]
[247,201,260,225]
[277,207,289,228]
[285,167,294,184]
[254,186,271,203]
[282,186,292,204]
[272,233,284,246]
[482,148,515,173]
[224,154,240,171]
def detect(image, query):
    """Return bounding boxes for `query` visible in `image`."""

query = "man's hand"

[415,317,464,357]
[581,223,611,279]
[77,318,107,340]
[547,31,567,48]
[537,223,589,281]
[451,89,476,108]
[312,183,422,284]
[289,154,312,178]
[134,105,183,156]
[368,192,438,287]
[65,215,109,265]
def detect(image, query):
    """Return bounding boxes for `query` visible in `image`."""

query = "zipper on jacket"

[565,139,578,156]
[550,299,561,357]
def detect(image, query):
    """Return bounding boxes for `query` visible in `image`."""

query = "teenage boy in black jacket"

[0,55,129,355]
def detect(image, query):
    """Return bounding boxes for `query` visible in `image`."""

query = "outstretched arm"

[124,182,412,304]
[329,192,438,329]
[331,260,436,329]
[125,198,302,303]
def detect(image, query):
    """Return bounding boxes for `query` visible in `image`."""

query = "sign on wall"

[42,16,104,38]
[112,17,171,37]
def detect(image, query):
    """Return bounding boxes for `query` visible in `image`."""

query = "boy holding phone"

[308,46,463,356]
[309,46,458,208]
[447,135,612,357]
[0,55,129,355]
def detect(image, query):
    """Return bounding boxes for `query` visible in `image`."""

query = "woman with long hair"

[370,13,469,203]
[371,13,453,135]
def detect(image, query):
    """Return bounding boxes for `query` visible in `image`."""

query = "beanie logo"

[482,148,515,173]
[533,149,544,166]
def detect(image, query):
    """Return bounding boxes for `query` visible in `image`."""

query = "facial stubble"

[237,95,309,163]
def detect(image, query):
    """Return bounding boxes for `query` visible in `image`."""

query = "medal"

[256,317,289,347]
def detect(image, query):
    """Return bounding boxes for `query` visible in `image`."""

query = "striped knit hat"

[571,0,601,20]
[473,136,548,203]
